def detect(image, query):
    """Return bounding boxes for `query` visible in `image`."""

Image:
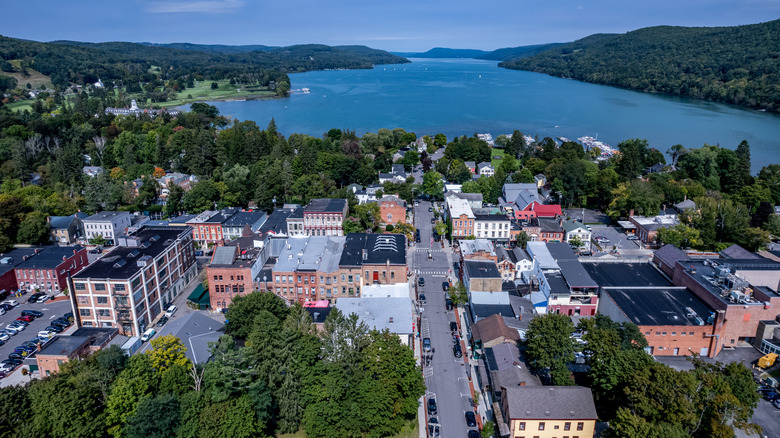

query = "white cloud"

[146,0,244,13]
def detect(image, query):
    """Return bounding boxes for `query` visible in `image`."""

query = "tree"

[433,133,447,147]
[525,313,576,384]
[122,394,180,438]
[481,420,495,438]
[448,159,472,184]
[225,292,289,339]
[615,138,649,180]
[422,171,444,200]
[165,183,184,216]
[656,224,703,249]
[105,354,161,437]
[210,82,219,90]
[449,281,468,307]
[146,334,190,373]
[17,211,50,245]
[742,227,770,251]
[135,175,160,209]
[735,140,753,187]
[515,231,529,249]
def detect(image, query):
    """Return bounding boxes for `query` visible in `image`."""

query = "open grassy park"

[145,80,277,108]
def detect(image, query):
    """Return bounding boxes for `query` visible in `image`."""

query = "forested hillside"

[478,42,565,61]
[500,19,780,111]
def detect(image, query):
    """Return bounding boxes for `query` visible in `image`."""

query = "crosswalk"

[420,271,448,276]
[414,248,443,253]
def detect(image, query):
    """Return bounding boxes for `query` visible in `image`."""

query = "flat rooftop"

[605,287,714,326]
[583,262,672,288]
[465,260,501,279]
[305,198,347,213]
[16,245,84,270]
[37,335,90,356]
[682,260,780,305]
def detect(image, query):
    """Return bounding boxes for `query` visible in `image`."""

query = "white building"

[82,211,132,245]
[477,162,495,177]
[474,214,511,241]
[562,219,592,252]
[334,297,416,347]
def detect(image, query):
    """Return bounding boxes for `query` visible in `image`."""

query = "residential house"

[562,219,592,252]
[538,217,564,242]
[82,166,103,178]
[464,161,477,174]
[464,260,512,320]
[72,226,197,336]
[338,233,407,296]
[82,211,132,245]
[500,183,561,222]
[534,174,546,190]
[447,195,475,238]
[499,386,598,438]
[378,195,407,225]
[15,246,89,294]
[477,162,494,177]
[152,312,224,364]
[48,212,88,245]
[379,164,408,184]
[470,314,521,349]
[334,297,415,347]
[207,234,268,309]
[303,198,348,237]
[674,198,696,213]
[496,247,533,281]
[630,213,679,247]
[156,172,198,204]
[474,214,511,241]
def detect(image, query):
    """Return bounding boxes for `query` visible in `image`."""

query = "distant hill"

[0,36,408,87]
[478,43,566,61]
[391,48,489,58]
[137,42,278,53]
[500,19,780,111]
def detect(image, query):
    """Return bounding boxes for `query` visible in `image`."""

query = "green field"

[5,100,34,113]
[145,80,277,108]
[490,148,505,167]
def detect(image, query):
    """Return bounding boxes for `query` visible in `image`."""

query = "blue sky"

[4,0,779,51]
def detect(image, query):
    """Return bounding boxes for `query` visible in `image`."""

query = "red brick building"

[207,237,264,309]
[378,195,407,225]
[303,199,348,237]
[15,246,89,294]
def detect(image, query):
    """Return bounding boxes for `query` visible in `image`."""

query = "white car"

[37,295,50,303]
[1,300,19,307]
[37,330,55,338]
[141,328,156,342]
[0,308,5,316]
[5,324,25,333]
[164,305,177,318]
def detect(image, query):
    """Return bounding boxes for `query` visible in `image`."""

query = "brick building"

[15,246,89,294]
[378,195,407,225]
[303,198,348,236]
[35,335,91,376]
[72,226,197,336]
[338,233,407,294]
[271,236,346,304]
[447,195,475,238]
[0,248,37,296]
[207,234,267,309]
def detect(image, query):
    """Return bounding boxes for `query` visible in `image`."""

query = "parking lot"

[589,225,640,252]
[0,297,74,372]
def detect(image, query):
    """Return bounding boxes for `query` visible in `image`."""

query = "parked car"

[7,352,23,360]
[5,324,25,334]
[427,398,437,415]
[50,320,69,328]
[433,234,440,242]
[27,293,43,303]
[594,236,609,243]
[194,250,204,256]
[468,430,480,438]
[164,305,177,317]
[89,248,101,254]
[627,235,640,240]
[0,308,4,316]
[16,315,34,323]
[430,218,435,224]
[422,338,432,353]
[418,293,426,305]
[453,344,462,358]
[37,330,55,338]
[21,310,43,318]
[0,304,11,312]
[37,295,50,303]
[428,207,433,212]
[64,312,74,321]
[427,417,440,437]
[773,399,780,409]
[418,277,425,287]
[450,321,458,333]
[156,316,169,327]
[141,328,156,342]
[0,333,9,341]
[762,391,780,401]
[1,300,19,308]
[445,298,453,311]
[44,326,64,334]
[0,329,16,338]
[442,281,449,291]
[465,411,477,427]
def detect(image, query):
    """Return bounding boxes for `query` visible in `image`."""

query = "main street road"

[413,201,477,437]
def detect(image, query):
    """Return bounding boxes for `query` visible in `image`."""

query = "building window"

[97,297,108,304]
[539,422,545,430]
[98,309,110,317]
[75,282,86,291]
[577,422,584,431]
[80,309,91,317]
[565,422,571,431]
[114,284,126,292]
[519,422,525,430]
[77,296,89,304]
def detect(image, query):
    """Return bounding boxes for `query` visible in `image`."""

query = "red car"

[15,315,34,323]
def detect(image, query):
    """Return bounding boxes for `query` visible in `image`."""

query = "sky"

[3,0,779,51]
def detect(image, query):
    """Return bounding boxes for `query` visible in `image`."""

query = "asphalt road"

[0,297,73,365]
[414,201,477,437]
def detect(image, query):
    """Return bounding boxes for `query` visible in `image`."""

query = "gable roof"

[153,312,225,364]
[720,244,761,260]
[654,244,690,269]
[471,314,520,344]
[503,386,598,420]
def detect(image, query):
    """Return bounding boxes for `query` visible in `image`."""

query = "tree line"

[500,19,780,111]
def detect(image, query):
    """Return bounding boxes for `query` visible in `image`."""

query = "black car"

[428,417,440,437]
[430,218,435,224]
[21,310,43,318]
[433,234,440,242]
[27,293,43,303]
[465,411,477,427]
[418,277,425,287]
[442,281,449,291]
[45,325,64,333]
[63,312,74,322]
[50,320,69,328]
[419,294,427,305]
[453,344,462,358]
[156,316,169,327]
[764,391,780,401]
[7,352,23,360]
[428,207,433,212]
[445,298,453,310]
[0,304,12,312]
[427,398,437,415]
[450,321,458,333]
[468,430,480,438]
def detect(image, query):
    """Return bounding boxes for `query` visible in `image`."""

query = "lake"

[210,58,780,173]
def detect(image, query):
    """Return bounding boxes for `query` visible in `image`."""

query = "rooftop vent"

[113,259,127,268]
[128,250,141,258]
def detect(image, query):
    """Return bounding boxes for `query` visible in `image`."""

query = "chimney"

[629,209,635,218]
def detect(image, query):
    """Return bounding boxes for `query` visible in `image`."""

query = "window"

[391,272,395,279]
[213,276,219,282]
[97,296,108,304]
[519,422,525,430]
[348,275,353,283]
[94,283,106,291]
[342,274,346,282]
[565,422,571,431]
[577,422,584,431]
[276,275,281,283]
[539,422,545,430]
[114,284,126,291]
[75,282,86,291]
[77,296,89,304]
[98,309,110,317]
[80,309,91,316]
[672,332,676,336]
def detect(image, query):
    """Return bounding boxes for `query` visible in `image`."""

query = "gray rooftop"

[16,245,84,270]
[557,259,598,288]
[334,297,414,335]
[605,288,714,326]
[460,239,496,256]
[465,260,501,279]
[583,262,674,288]
[37,335,91,357]
[503,386,598,420]
[273,236,345,274]
[210,246,237,266]
[83,211,130,222]
[153,312,225,364]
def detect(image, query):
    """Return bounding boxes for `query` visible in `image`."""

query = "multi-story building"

[526,242,599,316]
[338,233,407,293]
[15,246,89,294]
[48,213,88,245]
[562,219,592,252]
[538,217,565,242]
[221,211,267,241]
[271,236,346,304]
[447,195,475,238]
[460,239,497,262]
[630,213,679,247]
[303,198,348,236]
[496,247,533,281]
[378,195,407,225]
[499,386,598,438]
[474,214,511,241]
[82,211,132,245]
[477,162,494,177]
[0,248,37,296]
[207,234,268,309]
[72,226,197,336]
[500,183,561,222]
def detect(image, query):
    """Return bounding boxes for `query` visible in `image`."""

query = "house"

[82,211,132,245]
[534,174,546,190]
[152,312,224,364]
[48,212,88,245]
[674,198,696,213]
[630,213,679,247]
[379,164,408,184]
[105,99,180,117]
[334,297,415,347]
[496,247,533,281]
[500,183,561,221]
[538,217,564,242]
[285,206,305,236]
[82,166,104,178]
[186,209,232,248]
[221,211,267,241]
[258,207,300,236]
[464,161,477,174]
[561,219,592,252]
[36,335,92,376]
[460,239,497,262]
[477,162,494,177]
[303,198,348,237]
[447,195,475,238]
[499,386,598,438]
[378,195,407,225]
[15,246,89,294]
[0,248,38,295]
[414,137,428,153]
[643,162,669,175]
[526,242,599,315]
[470,314,520,349]
[446,191,483,210]
[72,226,198,336]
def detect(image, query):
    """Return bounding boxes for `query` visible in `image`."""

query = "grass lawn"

[491,148,505,168]
[6,100,34,113]
[277,418,419,438]
[145,80,276,108]
[3,64,53,90]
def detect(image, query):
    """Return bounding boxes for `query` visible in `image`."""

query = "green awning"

[187,284,209,308]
